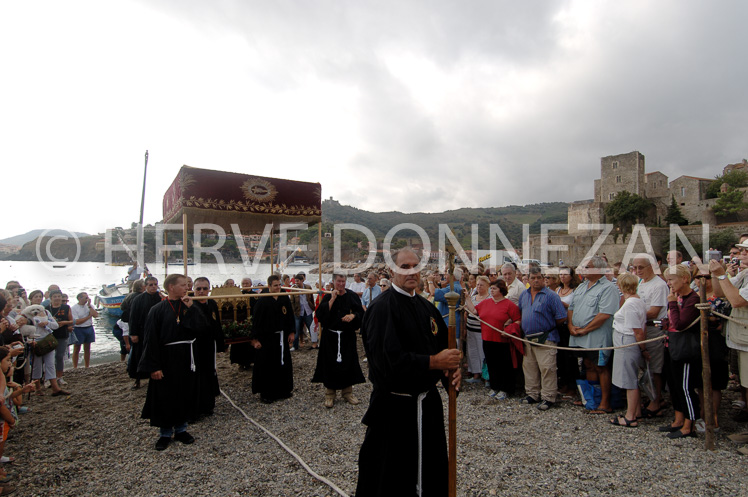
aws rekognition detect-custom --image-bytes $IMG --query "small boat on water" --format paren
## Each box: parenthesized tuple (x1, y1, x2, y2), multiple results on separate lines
(169, 258, 195, 266)
(95, 283, 129, 316)
(287, 256, 310, 266)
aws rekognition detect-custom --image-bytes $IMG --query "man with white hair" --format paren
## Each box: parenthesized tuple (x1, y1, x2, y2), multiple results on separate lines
(632, 253, 668, 417)
(501, 263, 525, 304)
(568, 256, 620, 414)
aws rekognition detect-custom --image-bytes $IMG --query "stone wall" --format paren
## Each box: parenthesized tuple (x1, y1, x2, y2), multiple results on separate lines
(526, 223, 748, 267)
(669, 176, 714, 223)
(645, 171, 669, 199)
(567, 200, 604, 235)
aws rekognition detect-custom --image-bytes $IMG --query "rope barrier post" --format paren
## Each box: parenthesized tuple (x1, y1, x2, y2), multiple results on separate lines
(698, 277, 716, 450)
(445, 249, 459, 497)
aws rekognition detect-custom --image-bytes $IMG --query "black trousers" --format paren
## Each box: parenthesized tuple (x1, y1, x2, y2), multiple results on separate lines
(665, 349, 702, 421)
(483, 341, 517, 394)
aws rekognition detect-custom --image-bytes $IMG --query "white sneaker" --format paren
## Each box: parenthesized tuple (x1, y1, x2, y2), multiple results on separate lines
(496, 391, 508, 400)
(733, 400, 747, 409)
(362, 357, 368, 362)
(289, 347, 295, 352)
(58, 378, 67, 386)
(694, 419, 720, 433)
(488, 390, 498, 398)
(44, 380, 51, 389)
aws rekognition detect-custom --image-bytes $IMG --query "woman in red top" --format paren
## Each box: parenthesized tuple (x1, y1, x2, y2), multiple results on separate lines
(464, 279, 521, 399)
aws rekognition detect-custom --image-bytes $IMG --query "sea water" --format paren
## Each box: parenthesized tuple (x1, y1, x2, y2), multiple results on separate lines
(0, 261, 319, 365)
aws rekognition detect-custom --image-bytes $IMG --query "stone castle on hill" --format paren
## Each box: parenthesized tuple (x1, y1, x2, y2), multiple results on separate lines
(567, 151, 748, 233)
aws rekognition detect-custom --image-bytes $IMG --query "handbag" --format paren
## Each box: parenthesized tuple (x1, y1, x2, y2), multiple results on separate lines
(68, 328, 79, 346)
(667, 326, 700, 362)
(33, 334, 58, 356)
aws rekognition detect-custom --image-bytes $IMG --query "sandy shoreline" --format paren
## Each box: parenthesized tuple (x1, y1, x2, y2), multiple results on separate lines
(9, 344, 748, 497)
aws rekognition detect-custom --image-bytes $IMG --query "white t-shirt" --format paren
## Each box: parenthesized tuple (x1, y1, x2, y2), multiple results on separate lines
(347, 281, 366, 295)
(637, 276, 669, 321)
(71, 303, 93, 327)
(612, 297, 648, 336)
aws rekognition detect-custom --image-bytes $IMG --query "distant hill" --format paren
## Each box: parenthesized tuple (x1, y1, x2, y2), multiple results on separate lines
(320, 199, 569, 247)
(0, 229, 91, 247)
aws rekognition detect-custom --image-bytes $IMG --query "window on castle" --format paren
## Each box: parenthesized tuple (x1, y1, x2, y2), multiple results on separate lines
(612, 161, 619, 169)
(681, 187, 686, 197)
(616, 176, 622, 183)
(609, 193, 615, 200)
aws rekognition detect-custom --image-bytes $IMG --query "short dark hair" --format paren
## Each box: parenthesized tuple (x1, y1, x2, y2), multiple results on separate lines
(49, 290, 63, 298)
(194, 277, 210, 286)
(267, 274, 281, 286)
(490, 279, 508, 296)
(332, 273, 346, 281)
(145, 276, 158, 285)
(163, 274, 185, 292)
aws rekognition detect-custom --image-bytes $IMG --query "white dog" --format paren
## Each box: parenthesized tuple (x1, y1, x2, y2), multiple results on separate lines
(20, 304, 54, 339)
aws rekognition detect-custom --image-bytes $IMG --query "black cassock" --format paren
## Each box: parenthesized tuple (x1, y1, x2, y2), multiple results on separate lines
(128, 291, 162, 380)
(312, 290, 365, 390)
(138, 300, 207, 428)
(229, 289, 256, 368)
(251, 294, 295, 400)
(356, 289, 450, 497)
(194, 299, 226, 415)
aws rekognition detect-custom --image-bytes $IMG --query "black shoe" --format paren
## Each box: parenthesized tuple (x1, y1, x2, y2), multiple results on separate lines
(174, 431, 195, 444)
(155, 437, 171, 451)
(734, 410, 748, 423)
(666, 430, 695, 439)
(658, 424, 684, 432)
(519, 396, 538, 405)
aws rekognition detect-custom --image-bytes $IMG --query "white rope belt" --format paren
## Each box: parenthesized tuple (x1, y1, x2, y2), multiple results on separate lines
(274, 330, 285, 365)
(331, 329, 343, 363)
(166, 339, 196, 371)
(391, 390, 429, 497)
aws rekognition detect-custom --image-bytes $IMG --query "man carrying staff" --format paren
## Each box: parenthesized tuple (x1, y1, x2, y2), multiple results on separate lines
(193, 277, 226, 417)
(250, 275, 296, 404)
(128, 276, 162, 389)
(357, 247, 461, 497)
(139, 274, 207, 451)
(312, 273, 365, 408)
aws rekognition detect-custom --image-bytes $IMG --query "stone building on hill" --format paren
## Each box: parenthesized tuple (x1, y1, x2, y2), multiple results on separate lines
(568, 151, 722, 234)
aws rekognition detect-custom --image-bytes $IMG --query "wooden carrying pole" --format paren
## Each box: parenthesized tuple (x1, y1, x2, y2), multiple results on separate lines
(444, 250, 459, 497)
(183, 213, 188, 277)
(698, 277, 716, 450)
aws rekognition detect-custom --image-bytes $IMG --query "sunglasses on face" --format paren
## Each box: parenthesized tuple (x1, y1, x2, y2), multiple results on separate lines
(195, 286, 209, 291)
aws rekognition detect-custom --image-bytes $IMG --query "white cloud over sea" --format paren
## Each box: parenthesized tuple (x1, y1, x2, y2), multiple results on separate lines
(1, 0, 747, 240)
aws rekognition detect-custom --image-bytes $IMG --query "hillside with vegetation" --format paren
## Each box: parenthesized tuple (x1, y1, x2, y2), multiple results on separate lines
(317, 199, 569, 248)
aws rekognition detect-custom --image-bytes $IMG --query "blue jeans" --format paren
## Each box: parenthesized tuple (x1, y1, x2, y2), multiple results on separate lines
(294, 313, 314, 349)
(160, 422, 188, 438)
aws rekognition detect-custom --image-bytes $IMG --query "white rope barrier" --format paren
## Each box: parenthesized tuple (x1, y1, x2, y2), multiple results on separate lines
(219, 389, 350, 497)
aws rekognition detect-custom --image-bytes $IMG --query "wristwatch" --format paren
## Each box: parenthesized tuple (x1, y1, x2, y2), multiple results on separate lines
(717, 275, 728, 281)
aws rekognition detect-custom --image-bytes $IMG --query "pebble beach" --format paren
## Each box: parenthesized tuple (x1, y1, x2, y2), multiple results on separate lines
(11, 343, 748, 497)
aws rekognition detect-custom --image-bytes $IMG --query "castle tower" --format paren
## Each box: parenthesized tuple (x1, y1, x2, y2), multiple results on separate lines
(599, 151, 645, 202)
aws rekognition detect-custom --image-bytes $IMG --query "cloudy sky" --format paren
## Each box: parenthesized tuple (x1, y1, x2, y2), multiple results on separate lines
(1, 0, 747, 241)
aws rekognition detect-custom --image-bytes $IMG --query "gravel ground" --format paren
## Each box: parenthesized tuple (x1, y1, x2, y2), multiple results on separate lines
(9, 343, 748, 497)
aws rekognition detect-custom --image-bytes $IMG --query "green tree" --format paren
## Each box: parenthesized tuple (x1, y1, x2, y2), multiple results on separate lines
(604, 191, 651, 236)
(664, 195, 688, 225)
(706, 169, 748, 198)
(713, 189, 748, 220)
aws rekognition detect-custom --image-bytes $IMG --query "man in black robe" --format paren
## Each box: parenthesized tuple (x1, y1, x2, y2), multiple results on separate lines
(356, 248, 461, 497)
(229, 277, 256, 369)
(250, 275, 295, 403)
(128, 276, 162, 389)
(139, 273, 207, 451)
(192, 277, 226, 418)
(312, 273, 365, 408)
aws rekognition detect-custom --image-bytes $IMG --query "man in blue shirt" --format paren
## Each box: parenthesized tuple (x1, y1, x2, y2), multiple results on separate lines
(429, 268, 463, 346)
(518, 267, 568, 410)
(361, 273, 382, 310)
(568, 256, 620, 414)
